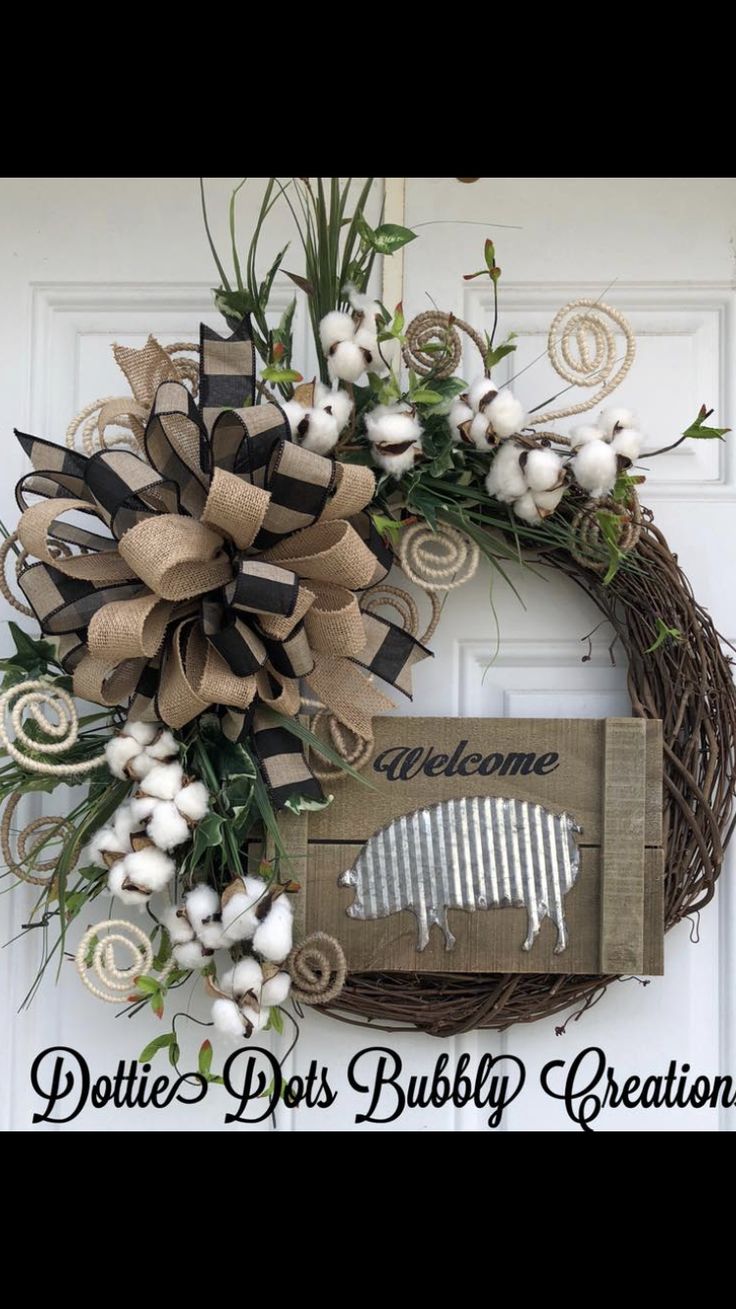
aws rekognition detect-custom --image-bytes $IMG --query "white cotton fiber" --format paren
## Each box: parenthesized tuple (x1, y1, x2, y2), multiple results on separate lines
(328, 339, 368, 383)
(597, 407, 638, 439)
(220, 876, 268, 943)
(173, 939, 212, 970)
(533, 485, 566, 517)
(371, 445, 419, 477)
(513, 490, 543, 524)
(261, 970, 292, 1007)
(348, 289, 382, 326)
(353, 329, 383, 375)
(174, 781, 209, 823)
(485, 443, 527, 503)
(319, 311, 355, 353)
(366, 410, 423, 446)
(104, 735, 140, 779)
(113, 803, 143, 849)
(300, 408, 340, 456)
(122, 720, 158, 747)
(212, 997, 246, 1041)
(161, 904, 194, 945)
(121, 847, 175, 893)
(87, 826, 126, 866)
(140, 762, 184, 801)
(246, 1006, 271, 1034)
(611, 428, 642, 462)
(315, 383, 353, 433)
(570, 424, 605, 449)
(107, 863, 150, 907)
(572, 439, 618, 498)
(130, 794, 158, 823)
(468, 412, 492, 449)
(281, 400, 306, 438)
(185, 883, 221, 930)
(486, 390, 524, 440)
(468, 376, 498, 413)
(221, 957, 263, 1000)
(524, 447, 563, 493)
(127, 751, 158, 781)
(252, 896, 294, 962)
(148, 800, 190, 850)
(145, 730, 179, 762)
(449, 399, 474, 442)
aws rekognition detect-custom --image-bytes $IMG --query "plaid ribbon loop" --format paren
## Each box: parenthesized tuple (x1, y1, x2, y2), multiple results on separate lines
(12, 318, 432, 805)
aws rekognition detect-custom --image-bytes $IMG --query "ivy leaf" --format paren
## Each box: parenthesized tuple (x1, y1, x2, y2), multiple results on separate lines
(138, 1032, 176, 1064)
(370, 513, 404, 546)
(682, 405, 730, 440)
(645, 618, 684, 653)
(198, 1039, 213, 1077)
(214, 288, 255, 322)
(284, 792, 334, 815)
(190, 811, 226, 866)
(8, 622, 58, 667)
(364, 223, 417, 255)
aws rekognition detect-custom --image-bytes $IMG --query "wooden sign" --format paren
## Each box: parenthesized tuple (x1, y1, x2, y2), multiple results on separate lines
(287, 717, 664, 976)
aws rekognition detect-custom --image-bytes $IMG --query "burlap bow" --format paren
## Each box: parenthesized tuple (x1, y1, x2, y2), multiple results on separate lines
(13, 321, 431, 806)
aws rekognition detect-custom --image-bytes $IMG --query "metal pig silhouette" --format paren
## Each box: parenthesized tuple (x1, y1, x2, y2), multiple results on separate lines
(338, 796, 582, 954)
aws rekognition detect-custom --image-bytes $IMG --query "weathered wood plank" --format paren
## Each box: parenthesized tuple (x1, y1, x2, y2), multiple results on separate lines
(599, 718, 647, 972)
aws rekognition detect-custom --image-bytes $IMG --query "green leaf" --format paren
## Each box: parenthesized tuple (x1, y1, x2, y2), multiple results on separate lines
(284, 791, 334, 815)
(485, 342, 517, 370)
(138, 1032, 176, 1064)
(214, 288, 255, 322)
(267, 1006, 284, 1035)
(370, 513, 404, 545)
(484, 239, 496, 271)
(463, 269, 488, 281)
(198, 1039, 213, 1077)
(645, 617, 684, 654)
(133, 975, 160, 996)
(284, 269, 315, 296)
(369, 223, 417, 255)
(8, 622, 57, 667)
(190, 811, 226, 866)
(258, 244, 289, 311)
(83, 934, 99, 968)
(261, 366, 303, 385)
(411, 389, 443, 405)
(682, 405, 730, 440)
(168, 1041, 180, 1068)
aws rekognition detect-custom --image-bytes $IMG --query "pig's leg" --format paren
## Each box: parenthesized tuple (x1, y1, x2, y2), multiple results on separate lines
(413, 906, 430, 952)
(522, 904, 543, 952)
(551, 909, 568, 954)
(434, 905, 456, 951)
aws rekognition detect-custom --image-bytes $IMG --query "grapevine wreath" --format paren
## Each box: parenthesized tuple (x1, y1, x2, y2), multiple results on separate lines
(2, 177, 735, 1057)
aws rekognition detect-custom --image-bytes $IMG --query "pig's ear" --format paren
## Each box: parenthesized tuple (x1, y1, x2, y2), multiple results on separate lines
(338, 868, 357, 887)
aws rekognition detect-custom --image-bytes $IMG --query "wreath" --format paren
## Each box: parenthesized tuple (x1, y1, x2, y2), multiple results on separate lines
(2, 177, 734, 1065)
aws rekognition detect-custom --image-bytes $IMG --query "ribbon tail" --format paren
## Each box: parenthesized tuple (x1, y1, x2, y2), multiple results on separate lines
(251, 706, 324, 810)
(305, 655, 396, 741)
(351, 611, 434, 698)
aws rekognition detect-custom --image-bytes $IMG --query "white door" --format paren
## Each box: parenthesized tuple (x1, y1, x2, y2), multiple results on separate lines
(1, 177, 734, 1132)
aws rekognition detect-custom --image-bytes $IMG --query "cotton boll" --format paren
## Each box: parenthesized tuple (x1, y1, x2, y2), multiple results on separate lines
(597, 407, 638, 439)
(485, 443, 527, 503)
(113, 803, 143, 849)
(449, 398, 474, 443)
(513, 490, 543, 524)
(533, 485, 566, 517)
(328, 339, 368, 384)
(353, 328, 384, 375)
(315, 383, 352, 433)
(122, 720, 158, 747)
(220, 876, 268, 943)
(252, 897, 294, 962)
(127, 751, 158, 781)
(122, 847, 175, 894)
(371, 445, 420, 477)
(524, 447, 564, 493)
(130, 794, 158, 823)
(148, 800, 190, 851)
(161, 904, 194, 945)
(174, 781, 209, 823)
(146, 730, 179, 762)
(280, 400, 306, 438)
(365, 409, 423, 446)
(87, 826, 125, 867)
(212, 997, 247, 1041)
(611, 428, 642, 462)
(185, 883, 221, 930)
(468, 376, 498, 413)
(486, 390, 525, 440)
(319, 311, 355, 353)
(173, 939, 212, 970)
(140, 762, 184, 801)
(347, 289, 382, 327)
(107, 863, 150, 906)
(570, 424, 605, 449)
(261, 970, 292, 1007)
(572, 439, 618, 498)
(104, 734, 140, 779)
(299, 408, 340, 456)
(221, 957, 263, 1000)
(468, 412, 492, 449)
(246, 1006, 271, 1034)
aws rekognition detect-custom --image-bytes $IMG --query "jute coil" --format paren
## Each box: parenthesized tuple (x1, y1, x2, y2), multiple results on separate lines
(397, 523, 480, 591)
(0, 680, 106, 776)
(0, 792, 75, 887)
(403, 311, 486, 378)
(529, 300, 636, 427)
(75, 919, 173, 1004)
(288, 932, 347, 1005)
(309, 708, 374, 780)
(570, 492, 643, 572)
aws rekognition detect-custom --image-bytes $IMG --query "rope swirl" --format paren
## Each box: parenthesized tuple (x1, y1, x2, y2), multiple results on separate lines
(288, 932, 347, 1005)
(397, 523, 480, 592)
(0, 680, 106, 776)
(0, 791, 76, 887)
(530, 299, 636, 426)
(403, 310, 486, 378)
(76, 919, 162, 1004)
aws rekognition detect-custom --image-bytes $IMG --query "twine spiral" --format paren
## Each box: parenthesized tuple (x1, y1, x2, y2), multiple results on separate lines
(66, 342, 199, 455)
(0, 680, 106, 776)
(75, 919, 160, 1004)
(397, 523, 479, 592)
(403, 311, 486, 378)
(530, 299, 636, 427)
(288, 932, 347, 1005)
(0, 791, 76, 888)
(571, 492, 644, 572)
